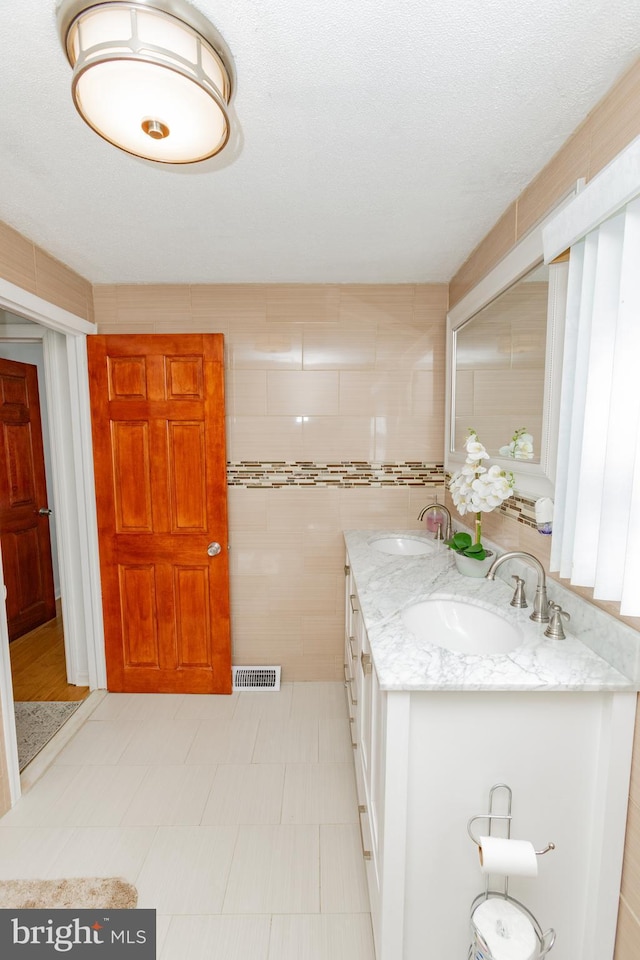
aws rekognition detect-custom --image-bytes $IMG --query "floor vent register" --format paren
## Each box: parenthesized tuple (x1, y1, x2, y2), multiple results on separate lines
(232, 666, 281, 692)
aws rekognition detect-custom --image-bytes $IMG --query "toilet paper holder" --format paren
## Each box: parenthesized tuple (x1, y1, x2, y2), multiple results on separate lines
(467, 784, 556, 960)
(467, 783, 555, 858)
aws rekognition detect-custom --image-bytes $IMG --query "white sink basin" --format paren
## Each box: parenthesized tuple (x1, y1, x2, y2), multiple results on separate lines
(371, 537, 435, 557)
(401, 598, 522, 655)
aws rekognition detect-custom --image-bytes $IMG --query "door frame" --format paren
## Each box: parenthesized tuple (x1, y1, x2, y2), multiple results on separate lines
(0, 277, 104, 804)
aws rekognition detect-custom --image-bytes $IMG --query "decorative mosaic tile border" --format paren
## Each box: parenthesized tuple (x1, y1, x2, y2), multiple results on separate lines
(499, 493, 538, 528)
(227, 461, 445, 488)
(227, 461, 538, 531)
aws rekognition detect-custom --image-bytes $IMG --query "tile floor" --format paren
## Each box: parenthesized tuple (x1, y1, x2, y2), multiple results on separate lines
(0, 682, 375, 960)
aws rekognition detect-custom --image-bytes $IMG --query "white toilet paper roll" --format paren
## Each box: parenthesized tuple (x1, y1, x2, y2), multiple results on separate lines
(472, 898, 538, 960)
(478, 837, 538, 878)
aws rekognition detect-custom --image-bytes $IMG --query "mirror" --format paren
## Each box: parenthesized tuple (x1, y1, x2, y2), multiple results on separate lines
(445, 215, 570, 499)
(453, 262, 548, 463)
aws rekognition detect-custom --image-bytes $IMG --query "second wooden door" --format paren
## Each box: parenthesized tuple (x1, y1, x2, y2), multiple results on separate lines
(0, 358, 56, 640)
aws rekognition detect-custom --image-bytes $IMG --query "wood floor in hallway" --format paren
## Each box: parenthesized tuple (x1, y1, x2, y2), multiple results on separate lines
(8, 602, 90, 702)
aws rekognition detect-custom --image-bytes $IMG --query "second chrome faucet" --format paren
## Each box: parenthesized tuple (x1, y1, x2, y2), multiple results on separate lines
(417, 503, 452, 541)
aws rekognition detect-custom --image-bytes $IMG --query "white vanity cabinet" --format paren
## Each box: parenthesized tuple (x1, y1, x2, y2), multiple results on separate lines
(344, 562, 387, 936)
(343, 542, 638, 960)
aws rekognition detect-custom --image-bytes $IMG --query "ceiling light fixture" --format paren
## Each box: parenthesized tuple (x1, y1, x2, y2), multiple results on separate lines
(57, 0, 234, 164)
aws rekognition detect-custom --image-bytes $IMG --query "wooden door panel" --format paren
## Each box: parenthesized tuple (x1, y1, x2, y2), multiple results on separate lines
(174, 565, 212, 666)
(15, 527, 42, 600)
(166, 356, 204, 398)
(1, 372, 29, 407)
(119, 564, 159, 666)
(2, 525, 53, 636)
(88, 334, 231, 694)
(5, 424, 36, 505)
(108, 356, 148, 399)
(112, 422, 153, 532)
(4, 527, 44, 611)
(168, 422, 207, 531)
(0, 359, 56, 640)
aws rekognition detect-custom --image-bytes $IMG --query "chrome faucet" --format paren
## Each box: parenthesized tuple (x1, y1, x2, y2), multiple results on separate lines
(417, 503, 452, 541)
(485, 551, 550, 623)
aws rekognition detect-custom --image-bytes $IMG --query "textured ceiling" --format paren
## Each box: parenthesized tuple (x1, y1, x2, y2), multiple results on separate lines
(0, 1, 639, 285)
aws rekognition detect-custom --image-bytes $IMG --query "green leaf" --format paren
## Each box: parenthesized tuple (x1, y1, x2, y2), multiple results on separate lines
(446, 531, 472, 553)
(463, 542, 487, 560)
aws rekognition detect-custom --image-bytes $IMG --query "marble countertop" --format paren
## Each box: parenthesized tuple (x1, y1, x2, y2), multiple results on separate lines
(344, 530, 636, 693)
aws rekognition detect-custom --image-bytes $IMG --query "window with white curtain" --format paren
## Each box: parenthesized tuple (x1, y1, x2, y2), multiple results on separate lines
(543, 136, 640, 615)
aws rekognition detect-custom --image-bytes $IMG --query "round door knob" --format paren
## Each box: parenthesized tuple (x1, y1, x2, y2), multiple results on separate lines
(207, 542, 222, 557)
(38, 507, 53, 516)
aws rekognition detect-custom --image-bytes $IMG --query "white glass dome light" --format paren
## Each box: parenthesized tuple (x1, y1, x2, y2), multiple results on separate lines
(57, 0, 234, 164)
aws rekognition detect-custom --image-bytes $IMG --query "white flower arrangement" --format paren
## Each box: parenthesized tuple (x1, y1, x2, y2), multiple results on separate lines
(499, 426, 534, 460)
(447, 430, 515, 561)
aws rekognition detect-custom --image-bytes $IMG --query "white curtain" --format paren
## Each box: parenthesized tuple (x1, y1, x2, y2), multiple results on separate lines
(543, 139, 640, 615)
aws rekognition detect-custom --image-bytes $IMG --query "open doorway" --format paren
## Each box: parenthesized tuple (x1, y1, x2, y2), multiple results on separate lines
(0, 284, 105, 806)
(0, 310, 89, 772)
(0, 316, 90, 770)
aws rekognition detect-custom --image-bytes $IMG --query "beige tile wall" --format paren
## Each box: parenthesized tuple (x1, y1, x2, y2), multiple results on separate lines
(447, 55, 640, 957)
(0, 220, 94, 322)
(94, 283, 449, 681)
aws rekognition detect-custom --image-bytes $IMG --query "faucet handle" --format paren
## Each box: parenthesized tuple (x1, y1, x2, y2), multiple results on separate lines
(544, 601, 570, 639)
(510, 575, 527, 609)
(434, 521, 443, 541)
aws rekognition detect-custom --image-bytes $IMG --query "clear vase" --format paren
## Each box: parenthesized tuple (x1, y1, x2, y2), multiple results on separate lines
(453, 550, 494, 578)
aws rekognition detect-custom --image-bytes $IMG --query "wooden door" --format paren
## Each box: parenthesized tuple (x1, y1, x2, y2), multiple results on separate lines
(0, 358, 56, 640)
(87, 334, 231, 694)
